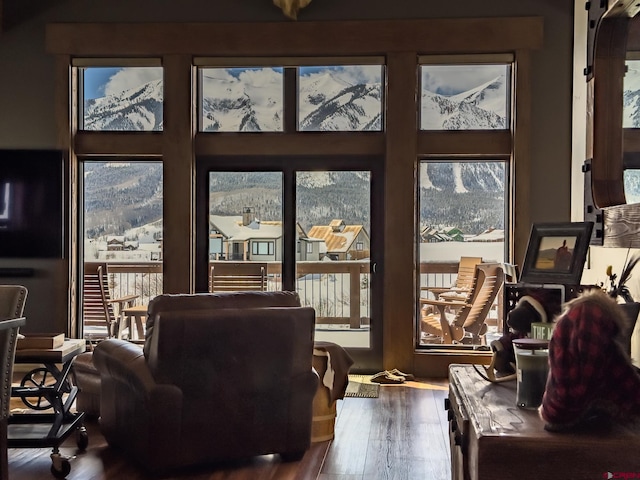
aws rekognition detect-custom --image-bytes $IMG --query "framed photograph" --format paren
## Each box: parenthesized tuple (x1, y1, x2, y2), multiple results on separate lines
(519, 222, 594, 285)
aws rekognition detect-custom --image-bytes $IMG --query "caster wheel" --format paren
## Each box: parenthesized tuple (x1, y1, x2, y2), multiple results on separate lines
(20, 367, 54, 410)
(76, 426, 89, 451)
(51, 459, 71, 478)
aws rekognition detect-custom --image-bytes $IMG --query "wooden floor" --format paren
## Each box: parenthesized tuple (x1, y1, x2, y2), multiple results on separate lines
(6, 379, 450, 480)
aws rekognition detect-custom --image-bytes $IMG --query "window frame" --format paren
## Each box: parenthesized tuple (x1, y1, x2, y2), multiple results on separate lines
(50, 18, 540, 376)
(74, 58, 163, 132)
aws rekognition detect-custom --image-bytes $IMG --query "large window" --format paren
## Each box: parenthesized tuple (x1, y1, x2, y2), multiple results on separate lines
(417, 160, 507, 347)
(80, 64, 163, 131)
(197, 61, 384, 133)
(199, 67, 284, 132)
(55, 19, 539, 372)
(420, 61, 511, 130)
(298, 65, 383, 131)
(82, 160, 163, 340)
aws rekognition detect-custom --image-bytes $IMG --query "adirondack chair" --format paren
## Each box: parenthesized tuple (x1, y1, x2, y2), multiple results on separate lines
(420, 263, 504, 344)
(209, 262, 267, 293)
(83, 264, 138, 339)
(421, 256, 483, 302)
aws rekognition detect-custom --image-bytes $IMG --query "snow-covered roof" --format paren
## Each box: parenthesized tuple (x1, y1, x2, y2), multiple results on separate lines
(210, 215, 282, 241)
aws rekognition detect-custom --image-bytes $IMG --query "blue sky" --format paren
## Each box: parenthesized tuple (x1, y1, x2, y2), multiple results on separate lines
(83, 67, 120, 99)
(84, 66, 383, 100)
(83, 67, 163, 100)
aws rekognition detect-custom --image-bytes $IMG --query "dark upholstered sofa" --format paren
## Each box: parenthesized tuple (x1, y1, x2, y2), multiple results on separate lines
(92, 291, 318, 473)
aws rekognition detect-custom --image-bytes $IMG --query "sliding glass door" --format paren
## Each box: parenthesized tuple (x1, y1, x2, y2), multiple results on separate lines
(196, 157, 382, 370)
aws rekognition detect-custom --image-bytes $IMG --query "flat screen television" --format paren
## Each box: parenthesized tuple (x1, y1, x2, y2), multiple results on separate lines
(0, 149, 64, 258)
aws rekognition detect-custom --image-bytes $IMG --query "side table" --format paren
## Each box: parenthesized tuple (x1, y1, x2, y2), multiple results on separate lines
(447, 364, 640, 480)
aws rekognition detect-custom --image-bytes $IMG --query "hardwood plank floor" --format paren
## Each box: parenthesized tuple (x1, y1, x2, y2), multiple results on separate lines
(7, 379, 450, 480)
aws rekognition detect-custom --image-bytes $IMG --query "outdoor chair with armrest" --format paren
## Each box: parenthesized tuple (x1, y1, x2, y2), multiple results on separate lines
(421, 256, 483, 302)
(97, 265, 139, 338)
(421, 263, 504, 344)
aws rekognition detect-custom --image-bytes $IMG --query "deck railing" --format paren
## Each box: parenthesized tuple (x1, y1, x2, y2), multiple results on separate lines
(83, 260, 472, 331)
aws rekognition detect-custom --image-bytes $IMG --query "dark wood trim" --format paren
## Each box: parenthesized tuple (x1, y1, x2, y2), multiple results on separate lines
(194, 132, 384, 156)
(624, 128, 640, 152)
(46, 18, 543, 56)
(162, 55, 196, 293)
(414, 350, 491, 378)
(74, 131, 163, 156)
(512, 50, 532, 267)
(417, 131, 511, 157)
(384, 52, 417, 372)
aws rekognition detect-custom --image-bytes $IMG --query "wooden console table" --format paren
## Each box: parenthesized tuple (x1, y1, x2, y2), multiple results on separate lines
(447, 364, 640, 480)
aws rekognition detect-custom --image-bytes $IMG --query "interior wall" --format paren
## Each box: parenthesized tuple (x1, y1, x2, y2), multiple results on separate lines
(0, 0, 575, 335)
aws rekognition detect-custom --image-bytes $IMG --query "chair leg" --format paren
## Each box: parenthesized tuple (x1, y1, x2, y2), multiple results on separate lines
(436, 305, 454, 343)
(0, 418, 8, 480)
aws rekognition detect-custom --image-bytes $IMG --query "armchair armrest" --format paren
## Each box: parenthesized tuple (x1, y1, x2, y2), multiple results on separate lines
(419, 298, 470, 308)
(93, 339, 181, 402)
(107, 294, 139, 315)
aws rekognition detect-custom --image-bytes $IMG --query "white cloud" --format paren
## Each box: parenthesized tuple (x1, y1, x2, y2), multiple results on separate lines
(301, 65, 382, 86)
(105, 67, 163, 97)
(421, 65, 507, 95)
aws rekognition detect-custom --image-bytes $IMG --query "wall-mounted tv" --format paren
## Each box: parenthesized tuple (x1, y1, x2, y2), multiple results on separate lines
(0, 149, 64, 258)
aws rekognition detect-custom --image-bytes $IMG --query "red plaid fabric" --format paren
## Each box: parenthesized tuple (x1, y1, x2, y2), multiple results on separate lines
(541, 295, 640, 428)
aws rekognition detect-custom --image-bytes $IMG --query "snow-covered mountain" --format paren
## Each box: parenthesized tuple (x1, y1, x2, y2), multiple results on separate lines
(84, 69, 505, 133)
(84, 79, 163, 131)
(82, 71, 509, 236)
(421, 75, 507, 130)
(198, 68, 382, 132)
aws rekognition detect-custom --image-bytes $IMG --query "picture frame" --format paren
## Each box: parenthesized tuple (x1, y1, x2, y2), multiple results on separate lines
(519, 222, 594, 285)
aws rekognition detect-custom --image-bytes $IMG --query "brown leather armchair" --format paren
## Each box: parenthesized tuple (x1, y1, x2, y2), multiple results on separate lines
(92, 291, 318, 474)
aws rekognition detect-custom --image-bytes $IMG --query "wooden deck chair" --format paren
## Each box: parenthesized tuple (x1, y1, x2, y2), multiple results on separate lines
(421, 263, 504, 344)
(421, 256, 483, 302)
(98, 265, 138, 338)
(83, 264, 138, 338)
(209, 262, 267, 292)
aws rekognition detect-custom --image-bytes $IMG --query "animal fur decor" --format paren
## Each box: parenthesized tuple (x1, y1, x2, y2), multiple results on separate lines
(540, 289, 640, 431)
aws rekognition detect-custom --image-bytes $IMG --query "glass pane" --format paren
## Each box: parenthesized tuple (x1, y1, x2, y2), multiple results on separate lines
(82, 161, 163, 341)
(420, 64, 510, 130)
(418, 160, 507, 347)
(81, 67, 163, 131)
(624, 60, 640, 128)
(298, 65, 383, 131)
(624, 170, 640, 204)
(200, 67, 284, 132)
(207, 172, 283, 291)
(296, 170, 371, 349)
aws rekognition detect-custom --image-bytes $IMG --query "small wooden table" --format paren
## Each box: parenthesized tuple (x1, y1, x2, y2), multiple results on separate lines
(120, 304, 148, 340)
(447, 364, 640, 480)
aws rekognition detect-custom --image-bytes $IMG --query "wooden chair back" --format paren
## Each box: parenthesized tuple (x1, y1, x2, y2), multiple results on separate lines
(452, 263, 504, 343)
(83, 263, 138, 338)
(209, 262, 267, 292)
(455, 256, 484, 291)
